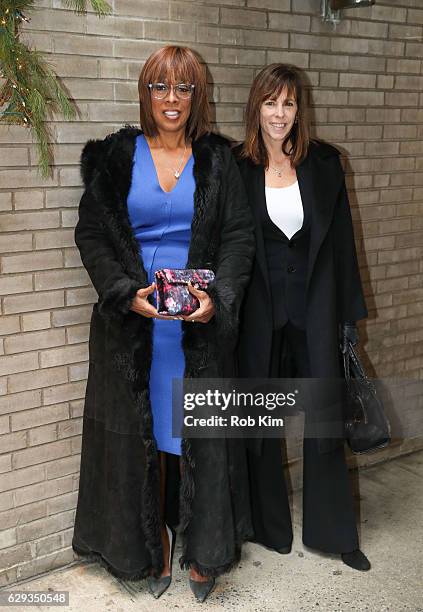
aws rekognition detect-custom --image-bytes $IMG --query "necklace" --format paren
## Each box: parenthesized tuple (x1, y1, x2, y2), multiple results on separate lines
(151, 136, 188, 179)
(268, 165, 284, 177)
(158, 139, 188, 179)
(267, 158, 290, 178)
(268, 161, 289, 178)
(171, 141, 187, 179)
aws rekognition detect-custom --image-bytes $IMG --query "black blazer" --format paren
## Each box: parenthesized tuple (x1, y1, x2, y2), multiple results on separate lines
(257, 167, 311, 330)
(235, 140, 368, 453)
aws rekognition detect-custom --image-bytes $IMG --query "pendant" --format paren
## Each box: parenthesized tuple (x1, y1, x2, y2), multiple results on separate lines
(174, 171, 180, 179)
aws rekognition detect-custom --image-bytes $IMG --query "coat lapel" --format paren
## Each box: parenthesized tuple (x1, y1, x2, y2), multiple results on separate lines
(89, 127, 150, 288)
(246, 162, 272, 297)
(187, 133, 225, 268)
(298, 145, 341, 293)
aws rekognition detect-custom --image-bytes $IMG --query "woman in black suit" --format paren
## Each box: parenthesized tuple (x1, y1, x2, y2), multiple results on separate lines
(235, 63, 371, 571)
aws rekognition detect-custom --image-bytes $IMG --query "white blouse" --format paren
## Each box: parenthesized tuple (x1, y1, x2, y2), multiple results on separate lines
(265, 181, 304, 239)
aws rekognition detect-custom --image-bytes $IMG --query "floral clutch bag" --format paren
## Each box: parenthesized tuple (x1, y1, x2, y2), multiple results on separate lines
(154, 268, 215, 316)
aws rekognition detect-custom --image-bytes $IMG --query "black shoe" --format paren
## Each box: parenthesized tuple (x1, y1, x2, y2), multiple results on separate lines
(277, 544, 292, 554)
(147, 574, 172, 599)
(147, 524, 176, 598)
(341, 549, 371, 571)
(250, 539, 293, 555)
(189, 576, 216, 603)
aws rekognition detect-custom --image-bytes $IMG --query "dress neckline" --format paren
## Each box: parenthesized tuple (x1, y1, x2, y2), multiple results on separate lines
(139, 133, 193, 195)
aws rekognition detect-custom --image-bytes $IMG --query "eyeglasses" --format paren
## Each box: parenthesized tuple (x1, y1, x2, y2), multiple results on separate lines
(148, 83, 195, 100)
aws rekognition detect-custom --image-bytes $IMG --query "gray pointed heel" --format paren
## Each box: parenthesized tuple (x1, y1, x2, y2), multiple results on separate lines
(189, 576, 216, 603)
(147, 574, 172, 599)
(147, 524, 176, 599)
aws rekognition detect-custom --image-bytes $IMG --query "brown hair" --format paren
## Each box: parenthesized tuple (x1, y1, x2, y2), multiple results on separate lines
(242, 63, 310, 168)
(138, 46, 211, 141)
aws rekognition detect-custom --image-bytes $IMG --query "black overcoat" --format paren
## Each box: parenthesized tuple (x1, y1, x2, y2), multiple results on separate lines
(71, 126, 255, 580)
(235, 140, 368, 454)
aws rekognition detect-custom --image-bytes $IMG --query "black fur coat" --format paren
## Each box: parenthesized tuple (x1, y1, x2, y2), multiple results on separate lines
(71, 127, 255, 579)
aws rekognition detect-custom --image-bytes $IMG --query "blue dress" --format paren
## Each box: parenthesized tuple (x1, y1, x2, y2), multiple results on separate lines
(127, 134, 195, 456)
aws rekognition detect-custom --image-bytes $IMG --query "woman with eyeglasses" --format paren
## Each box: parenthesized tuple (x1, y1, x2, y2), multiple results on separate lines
(234, 64, 371, 571)
(72, 46, 254, 602)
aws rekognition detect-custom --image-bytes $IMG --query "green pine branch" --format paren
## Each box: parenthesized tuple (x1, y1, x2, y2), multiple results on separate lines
(0, 0, 112, 177)
(0, 1, 35, 13)
(64, 0, 112, 16)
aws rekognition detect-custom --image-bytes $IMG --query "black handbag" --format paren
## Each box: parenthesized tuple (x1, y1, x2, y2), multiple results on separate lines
(341, 326, 391, 454)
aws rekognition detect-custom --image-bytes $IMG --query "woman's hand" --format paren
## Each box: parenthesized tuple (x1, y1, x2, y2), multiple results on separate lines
(130, 283, 180, 320)
(182, 282, 215, 324)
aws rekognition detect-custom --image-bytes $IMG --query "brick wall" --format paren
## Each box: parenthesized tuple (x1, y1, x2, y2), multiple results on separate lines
(1, 0, 422, 586)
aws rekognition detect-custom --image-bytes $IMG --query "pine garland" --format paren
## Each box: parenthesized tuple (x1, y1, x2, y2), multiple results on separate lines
(0, 0, 112, 176)
(65, 0, 111, 17)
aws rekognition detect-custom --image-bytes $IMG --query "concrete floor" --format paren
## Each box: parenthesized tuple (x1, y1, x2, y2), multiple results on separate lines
(3, 450, 423, 612)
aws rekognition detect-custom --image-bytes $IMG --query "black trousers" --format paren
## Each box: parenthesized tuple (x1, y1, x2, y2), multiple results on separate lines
(248, 322, 359, 554)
